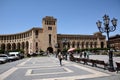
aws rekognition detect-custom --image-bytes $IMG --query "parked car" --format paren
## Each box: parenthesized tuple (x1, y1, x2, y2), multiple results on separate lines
(9, 52, 20, 60)
(0, 54, 8, 64)
(0, 54, 16, 62)
(18, 53, 24, 59)
(9, 52, 24, 60)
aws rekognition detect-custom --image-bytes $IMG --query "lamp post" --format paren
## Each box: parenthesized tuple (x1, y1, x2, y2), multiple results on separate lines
(96, 14, 117, 72)
(54, 43, 59, 58)
(62, 38, 69, 50)
(62, 38, 69, 60)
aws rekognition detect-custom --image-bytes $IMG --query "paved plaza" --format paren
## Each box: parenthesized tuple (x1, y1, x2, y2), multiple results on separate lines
(0, 55, 120, 80)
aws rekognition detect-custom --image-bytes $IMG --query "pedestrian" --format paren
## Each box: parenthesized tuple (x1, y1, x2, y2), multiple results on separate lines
(58, 52, 63, 66)
(84, 51, 87, 58)
(69, 52, 75, 61)
(86, 51, 89, 59)
(65, 52, 68, 60)
(79, 52, 83, 58)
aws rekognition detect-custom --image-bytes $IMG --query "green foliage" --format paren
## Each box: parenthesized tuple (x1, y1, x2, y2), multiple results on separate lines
(75, 48, 109, 52)
(0, 50, 4, 54)
(0, 49, 24, 54)
(40, 49, 44, 53)
(113, 52, 120, 56)
(62, 48, 68, 52)
(19, 50, 24, 53)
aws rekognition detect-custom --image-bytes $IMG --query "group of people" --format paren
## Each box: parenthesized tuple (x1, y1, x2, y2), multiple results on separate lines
(57, 51, 90, 66)
(80, 51, 90, 59)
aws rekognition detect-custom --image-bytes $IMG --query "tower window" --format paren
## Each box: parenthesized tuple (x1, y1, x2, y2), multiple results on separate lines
(48, 27, 52, 30)
(35, 30, 38, 38)
(35, 30, 38, 35)
(36, 42, 38, 47)
(49, 34, 51, 45)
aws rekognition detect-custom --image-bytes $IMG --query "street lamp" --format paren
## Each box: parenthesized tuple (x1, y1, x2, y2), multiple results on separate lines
(62, 38, 69, 50)
(96, 14, 117, 72)
(54, 43, 59, 58)
(62, 38, 69, 60)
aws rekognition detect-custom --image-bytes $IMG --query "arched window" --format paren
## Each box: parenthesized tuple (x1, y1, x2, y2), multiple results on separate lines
(86, 42, 89, 48)
(1, 44, 5, 50)
(82, 42, 84, 49)
(94, 42, 97, 48)
(17, 43, 20, 50)
(12, 43, 16, 50)
(7, 43, 11, 50)
(77, 42, 80, 48)
(90, 42, 93, 48)
(72, 42, 75, 48)
(22, 42, 25, 49)
(26, 41, 29, 49)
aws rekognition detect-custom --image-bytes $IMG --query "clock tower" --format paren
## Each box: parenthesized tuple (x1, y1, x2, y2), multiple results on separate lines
(42, 16, 57, 52)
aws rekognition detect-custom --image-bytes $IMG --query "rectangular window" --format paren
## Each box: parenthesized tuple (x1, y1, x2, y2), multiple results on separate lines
(36, 42, 38, 47)
(35, 30, 39, 38)
(35, 30, 38, 35)
(48, 27, 52, 30)
(49, 34, 51, 44)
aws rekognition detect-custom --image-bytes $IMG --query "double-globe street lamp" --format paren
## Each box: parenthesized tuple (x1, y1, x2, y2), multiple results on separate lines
(96, 14, 117, 72)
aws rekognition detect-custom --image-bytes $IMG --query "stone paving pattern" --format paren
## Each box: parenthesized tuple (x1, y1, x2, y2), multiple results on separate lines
(0, 55, 120, 80)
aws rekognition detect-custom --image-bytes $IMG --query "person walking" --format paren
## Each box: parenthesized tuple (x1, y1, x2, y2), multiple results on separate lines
(86, 51, 90, 59)
(79, 52, 83, 58)
(84, 51, 87, 58)
(58, 52, 63, 66)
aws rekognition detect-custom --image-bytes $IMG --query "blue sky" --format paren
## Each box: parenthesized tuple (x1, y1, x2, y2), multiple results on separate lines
(0, 0, 120, 36)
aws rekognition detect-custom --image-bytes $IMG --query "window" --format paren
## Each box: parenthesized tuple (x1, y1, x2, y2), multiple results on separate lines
(86, 42, 89, 48)
(35, 30, 38, 35)
(49, 34, 51, 44)
(36, 42, 38, 47)
(35, 30, 39, 38)
(101, 42, 104, 48)
(94, 42, 97, 48)
(48, 27, 52, 30)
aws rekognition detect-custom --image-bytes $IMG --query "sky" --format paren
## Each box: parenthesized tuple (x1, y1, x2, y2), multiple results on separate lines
(0, 0, 120, 36)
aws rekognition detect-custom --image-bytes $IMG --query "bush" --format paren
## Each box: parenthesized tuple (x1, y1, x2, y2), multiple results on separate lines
(113, 52, 120, 56)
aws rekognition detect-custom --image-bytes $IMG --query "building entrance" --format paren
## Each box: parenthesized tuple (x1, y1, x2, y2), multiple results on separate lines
(47, 47, 53, 53)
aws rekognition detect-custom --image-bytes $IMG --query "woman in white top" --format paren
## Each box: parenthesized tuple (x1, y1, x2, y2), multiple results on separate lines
(58, 52, 63, 66)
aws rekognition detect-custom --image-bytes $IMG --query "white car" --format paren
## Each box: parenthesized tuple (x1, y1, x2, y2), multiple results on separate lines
(0, 54, 8, 64)
(9, 52, 20, 60)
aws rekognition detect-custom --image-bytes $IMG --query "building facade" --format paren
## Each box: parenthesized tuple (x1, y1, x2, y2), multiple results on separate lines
(0, 16, 107, 54)
(57, 32, 106, 50)
(109, 34, 120, 50)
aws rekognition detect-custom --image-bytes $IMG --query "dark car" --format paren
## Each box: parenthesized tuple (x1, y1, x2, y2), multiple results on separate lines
(18, 53, 24, 59)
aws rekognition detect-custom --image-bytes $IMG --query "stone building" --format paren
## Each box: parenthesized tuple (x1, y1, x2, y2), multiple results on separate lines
(57, 32, 106, 50)
(109, 34, 120, 50)
(0, 16, 106, 54)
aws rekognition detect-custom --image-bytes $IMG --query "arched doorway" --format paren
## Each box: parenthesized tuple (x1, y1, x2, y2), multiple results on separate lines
(12, 43, 16, 50)
(7, 43, 11, 51)
(17, 43, 20, 50)
(1, 43, 5, 51)
(101, 42, 104, 48)
(47, 47, 53, 53)
(21, 42, 25, 49)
